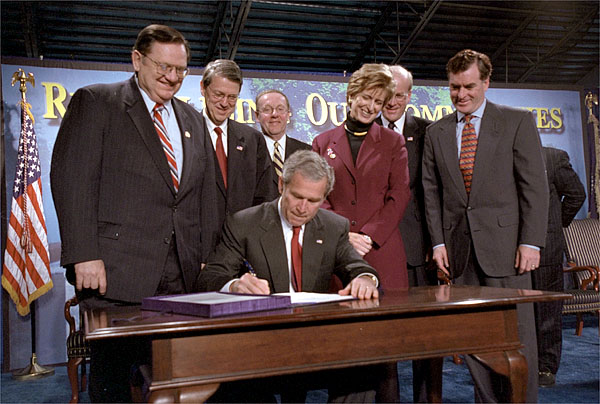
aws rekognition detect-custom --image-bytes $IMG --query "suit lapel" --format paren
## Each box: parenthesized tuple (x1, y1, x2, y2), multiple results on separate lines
(330, 125, 357, 180)
(301, 215, 325, 291)
(355, 124, 381, 171)
(403, 116, 419, 184)
(226, 120, 246, 198)
(259, 202, 289, 292)
(438, 113, 468, 202)
(470, 102, 503, 198)
(172, 100, 194, 196)
(124, 78, 176, 195)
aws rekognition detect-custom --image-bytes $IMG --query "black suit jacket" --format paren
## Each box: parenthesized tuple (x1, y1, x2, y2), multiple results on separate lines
(377, 115, 432, 267)
(51, 76, 217, 302)
(202, 117, 277, 254)
(267, 135, 311, 194)
(540, 147, 586, 266)
(196, 200, 378, 293)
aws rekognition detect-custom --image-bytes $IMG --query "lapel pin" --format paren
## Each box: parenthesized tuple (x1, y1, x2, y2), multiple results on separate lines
(316, 239, 323, 244)
(236, 145, 244, 151)
(406, 136, 413, 141)
(184, 131, 191, 138)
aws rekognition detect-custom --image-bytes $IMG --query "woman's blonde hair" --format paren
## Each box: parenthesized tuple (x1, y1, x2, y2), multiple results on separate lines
(346, 63, 395, 107)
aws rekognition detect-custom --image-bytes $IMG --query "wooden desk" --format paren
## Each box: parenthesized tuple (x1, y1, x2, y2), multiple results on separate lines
(85, 285, 567, 403)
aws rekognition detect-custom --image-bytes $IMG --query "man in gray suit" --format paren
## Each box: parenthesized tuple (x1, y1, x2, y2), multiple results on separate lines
(422, 49, 549, 402)
(200, 60, 277, 253)
(535, 147, 585, 386)
(198, 150, 380, 402)
(255, 89, 311, 196)
(51, 25, 216, 402)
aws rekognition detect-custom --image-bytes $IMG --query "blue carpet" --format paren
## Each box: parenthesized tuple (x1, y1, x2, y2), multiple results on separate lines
(1, 315, 598, 403)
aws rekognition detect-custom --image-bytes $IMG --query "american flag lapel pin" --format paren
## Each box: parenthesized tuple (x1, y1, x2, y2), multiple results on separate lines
(326, 148, 336, 159)
(316, 239, 323, 244)
(236, 145, 244, 151)
(406, 136, 414, 141)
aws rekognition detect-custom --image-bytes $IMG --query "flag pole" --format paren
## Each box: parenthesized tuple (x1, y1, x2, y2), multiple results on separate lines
(9, 69, 54, 380)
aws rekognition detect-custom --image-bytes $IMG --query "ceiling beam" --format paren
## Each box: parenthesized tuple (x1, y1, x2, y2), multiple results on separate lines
(226, 0, 253, 60)
(391, 0, 442, 65)
(491, 13, 537, 63)
(204, 0, 228, 64)
(517, 5, 598, 82)
(349, 2, 395, 72)
(22, 3, 39, 58)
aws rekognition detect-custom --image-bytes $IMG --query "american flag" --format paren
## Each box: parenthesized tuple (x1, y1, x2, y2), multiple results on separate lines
(2, 101, 52, 316)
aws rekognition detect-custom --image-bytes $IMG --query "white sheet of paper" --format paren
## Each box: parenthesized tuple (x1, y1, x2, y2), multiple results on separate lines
(160, 292, 269, 304)
(273, 292, 355, 305)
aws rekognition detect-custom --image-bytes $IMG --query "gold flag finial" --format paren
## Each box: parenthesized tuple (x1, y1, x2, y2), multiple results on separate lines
(585, 92, 598, 124)
(11, 69, 35, 103)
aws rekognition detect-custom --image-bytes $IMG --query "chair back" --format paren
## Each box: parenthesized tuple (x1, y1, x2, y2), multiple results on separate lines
(563, 218, 600, 288)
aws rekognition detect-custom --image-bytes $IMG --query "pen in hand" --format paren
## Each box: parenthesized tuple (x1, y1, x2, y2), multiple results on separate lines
(243, 259, 257, 277)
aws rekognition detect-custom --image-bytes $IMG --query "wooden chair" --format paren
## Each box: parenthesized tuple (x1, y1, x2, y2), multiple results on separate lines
(64, 295, 91, 403)
(562, 218, 600, 336)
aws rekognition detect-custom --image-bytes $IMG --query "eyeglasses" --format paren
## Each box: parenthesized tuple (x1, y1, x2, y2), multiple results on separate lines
(141, 53, 189, 78)
(205, 86, 238, 103)
(258, 106, 289, 115)
(392, 92, 410, 101)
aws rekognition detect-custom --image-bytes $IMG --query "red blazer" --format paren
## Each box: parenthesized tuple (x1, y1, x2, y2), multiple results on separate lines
(313, 122, 410, 289)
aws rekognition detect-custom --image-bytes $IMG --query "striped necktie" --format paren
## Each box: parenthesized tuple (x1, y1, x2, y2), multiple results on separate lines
(273, 141, 284, 178)
(153, 103, 179, 192)
(388, 121, 396, 130)
(459, 114, 478, 195)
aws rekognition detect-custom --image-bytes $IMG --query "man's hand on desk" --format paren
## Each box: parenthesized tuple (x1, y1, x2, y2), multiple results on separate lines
(339, 275, 379, 300)
(75, 259, 107, 294)
(230, 273, 270, 295)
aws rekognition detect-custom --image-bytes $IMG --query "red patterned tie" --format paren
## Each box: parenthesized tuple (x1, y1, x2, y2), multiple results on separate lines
(214, 127, 228, 188)
(153, 103, 179, 191)
(459, 114, 478, 195)
(291, 226, 302, 292)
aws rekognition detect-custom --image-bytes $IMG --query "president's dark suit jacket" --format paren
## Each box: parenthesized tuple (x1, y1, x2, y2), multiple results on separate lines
(196, 200, 378, 293)
(377, 115, 432, 267)
(202, 117, 277, 254)
(313, 123, 410, 289)
(51, 76, 217, 303)
(540, 147, 586, 266)
(422, 100, 549, 278)
(267, 135, 312, 194)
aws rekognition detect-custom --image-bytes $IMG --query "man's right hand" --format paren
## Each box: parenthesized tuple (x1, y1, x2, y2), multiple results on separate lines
(230, 273, 270, 295)
(74, 259, 107, 294)
(432, 246, 450, 277)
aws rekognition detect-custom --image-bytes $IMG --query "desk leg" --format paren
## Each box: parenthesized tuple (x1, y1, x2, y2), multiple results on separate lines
(474, 350, 527, 403)
(149, 383, 220, 404)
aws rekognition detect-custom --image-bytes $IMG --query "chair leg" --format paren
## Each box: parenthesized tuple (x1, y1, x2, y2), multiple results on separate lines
(576, 313, 583, 336)
(80, 357, 87, 392)
(68, 357, 83, 404)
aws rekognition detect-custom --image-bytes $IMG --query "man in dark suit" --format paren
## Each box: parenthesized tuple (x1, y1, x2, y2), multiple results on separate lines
(422, 49, 549, 403)
(198, 150, 380, 402)
(255, 89, 311, 196)
(377, 65, 436, 403)
(51, 25, 216, 401)
(199, 59, 277, 253)
(534, 147, 585, 386)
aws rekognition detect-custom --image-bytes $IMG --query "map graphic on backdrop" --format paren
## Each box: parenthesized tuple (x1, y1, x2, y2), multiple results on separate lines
(2, 64, 589, 256)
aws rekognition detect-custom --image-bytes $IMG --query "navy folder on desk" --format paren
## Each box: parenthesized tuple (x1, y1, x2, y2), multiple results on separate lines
(142, 292, 292, 318)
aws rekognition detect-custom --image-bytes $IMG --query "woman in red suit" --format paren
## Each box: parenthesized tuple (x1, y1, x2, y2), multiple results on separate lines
(313, 63, 410, 290)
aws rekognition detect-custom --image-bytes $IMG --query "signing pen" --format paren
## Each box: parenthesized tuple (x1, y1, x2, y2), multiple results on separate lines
(243, 259, 257, 277)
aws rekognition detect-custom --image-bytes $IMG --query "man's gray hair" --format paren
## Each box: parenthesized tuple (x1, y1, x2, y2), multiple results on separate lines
(201, 59, 243, 89)
(282, 150, 335, 197)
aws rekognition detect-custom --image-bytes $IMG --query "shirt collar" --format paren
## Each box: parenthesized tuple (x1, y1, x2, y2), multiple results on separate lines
(136, 75, 173, 116)
(277, 197, 305, 232)
(457, 99, 487, 122)
(202, 108, 227, 135)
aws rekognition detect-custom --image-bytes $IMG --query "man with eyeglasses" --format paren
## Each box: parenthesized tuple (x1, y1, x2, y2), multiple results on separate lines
(200, 60, 277, 254)
(51, 24, 217, 402)
(255, 89, 311, 195)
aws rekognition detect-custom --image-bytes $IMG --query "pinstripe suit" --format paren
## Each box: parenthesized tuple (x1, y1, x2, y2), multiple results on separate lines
(533, 147, 586, 375)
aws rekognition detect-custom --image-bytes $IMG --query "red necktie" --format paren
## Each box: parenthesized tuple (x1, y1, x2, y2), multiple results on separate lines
(214, 127, 227, 188)
(153, 103, 179, 192)
(291, 226, 302, 292)
(459, 114, 478, 195)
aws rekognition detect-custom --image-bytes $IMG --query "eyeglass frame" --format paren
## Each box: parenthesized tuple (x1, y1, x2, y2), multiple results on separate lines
(204, 85, 239, 104)
(257, 105, 289, 115)
(390, 92, 410, 101)
(140, 52, 189, 78)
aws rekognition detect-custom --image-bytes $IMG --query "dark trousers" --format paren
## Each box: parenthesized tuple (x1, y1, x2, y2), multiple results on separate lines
(531, 263, 564, 374)
(454, 248, 538, 403)
(82, 238, 185, 403)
